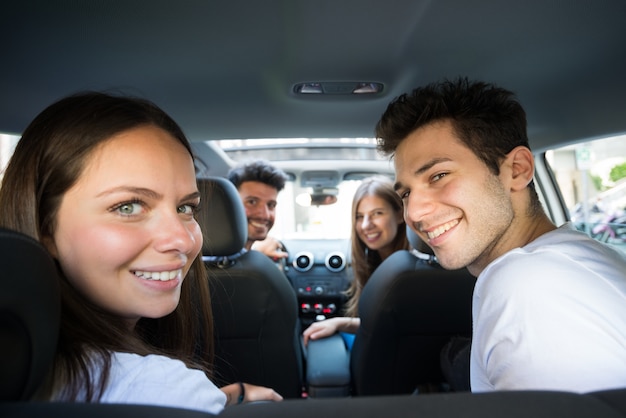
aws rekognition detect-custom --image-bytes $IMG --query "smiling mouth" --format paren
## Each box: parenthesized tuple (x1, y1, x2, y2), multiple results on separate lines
(250, 220, 268, 228)
(426, 219, 459, 240)
(132, 269, 181, 281)
(365, 232, 380, 240)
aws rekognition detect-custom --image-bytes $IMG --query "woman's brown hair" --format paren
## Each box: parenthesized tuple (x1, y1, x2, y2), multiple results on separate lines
(0, 91, 214, 401)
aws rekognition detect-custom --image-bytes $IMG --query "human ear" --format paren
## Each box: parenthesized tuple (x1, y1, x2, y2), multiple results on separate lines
(507, 146, 535, 191)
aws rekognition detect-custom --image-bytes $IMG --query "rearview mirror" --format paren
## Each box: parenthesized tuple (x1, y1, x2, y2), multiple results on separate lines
(310, 193, 338, 206)
(296, 187, 339, 207)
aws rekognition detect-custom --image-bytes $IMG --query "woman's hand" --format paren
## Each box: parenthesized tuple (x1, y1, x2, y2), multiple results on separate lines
(221, 382, 283, 406)
(302, 317, 359, 346)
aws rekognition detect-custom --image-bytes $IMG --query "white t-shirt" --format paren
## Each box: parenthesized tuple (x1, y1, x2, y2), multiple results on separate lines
(471, 223, 626, 393)
(56, 352, 227, 414)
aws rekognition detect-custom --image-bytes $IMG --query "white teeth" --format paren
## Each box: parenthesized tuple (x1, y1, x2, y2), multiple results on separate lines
(133, 269, 180, 281)
(251, 221, 267, 228)
(426, 220, 459, 240)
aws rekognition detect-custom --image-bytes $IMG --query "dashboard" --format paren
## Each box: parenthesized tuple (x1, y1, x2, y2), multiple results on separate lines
(281, 238, 352, 327)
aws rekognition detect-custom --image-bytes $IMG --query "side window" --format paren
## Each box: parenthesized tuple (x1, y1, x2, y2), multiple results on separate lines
(546, 135, 626, 253)
(0, 133, 20, 180)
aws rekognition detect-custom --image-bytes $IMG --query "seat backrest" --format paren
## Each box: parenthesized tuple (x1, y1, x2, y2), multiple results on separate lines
(0, 228, 61, 401)
(0, 230, 220, 418)
(197, 177, 304, 399)
(219, 388, 626, 418)
(350, 228, 476, 396)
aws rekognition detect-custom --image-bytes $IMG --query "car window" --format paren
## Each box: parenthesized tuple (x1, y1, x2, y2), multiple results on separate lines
(6, 132, 625, 248)
(1, 134, 379, 241)
(216, 138, 391, 241)
(0, 133, 19, 177)
(546, 134, 626, 252)
(272, 178, 361, 240)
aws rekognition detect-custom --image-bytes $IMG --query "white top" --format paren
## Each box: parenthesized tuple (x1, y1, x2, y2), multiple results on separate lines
(56, 352, 227, 414)
(470, 223, 626, 393)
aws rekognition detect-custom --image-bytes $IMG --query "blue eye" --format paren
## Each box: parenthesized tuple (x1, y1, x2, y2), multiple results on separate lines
(178, 204, 197, 215)
(116, 201, 143, 215)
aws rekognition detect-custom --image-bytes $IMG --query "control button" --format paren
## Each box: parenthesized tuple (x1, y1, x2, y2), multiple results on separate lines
(314, 286, 324, 295)
(301, 303, 311, 313)
(314, 303, 323, 314)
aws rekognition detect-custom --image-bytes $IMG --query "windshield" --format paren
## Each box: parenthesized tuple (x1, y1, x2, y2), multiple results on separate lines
(272, 178, 360, 240)
(216, 138, 389, 240)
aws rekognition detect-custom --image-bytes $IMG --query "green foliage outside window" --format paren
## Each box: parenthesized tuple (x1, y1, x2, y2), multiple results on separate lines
(609, 162, 626, 183)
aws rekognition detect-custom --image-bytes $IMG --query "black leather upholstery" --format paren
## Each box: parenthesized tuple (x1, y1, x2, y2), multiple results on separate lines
(0, 228, 61, 401)
(3, 402, 218, 417)
(6, 390, 626, 417)
(406, 223, 436, 257)
(0, 228, 221, 417)
(197, 177, 304, 399)
(219, 389, 626, 418)
(197, 177, 248, 257)
(1, 202, 624, 418)
(350, 228, 476, 396)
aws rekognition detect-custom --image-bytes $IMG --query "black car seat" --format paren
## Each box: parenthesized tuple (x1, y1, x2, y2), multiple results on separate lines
(0, 228, 224, 417)
(218, 388, 626, 418)
(196, 177, 305, 399)
(0, 228, 61, 401)
(349, 227, 476, 395)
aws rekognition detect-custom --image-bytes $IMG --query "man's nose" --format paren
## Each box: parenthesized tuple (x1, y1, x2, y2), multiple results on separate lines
(404, 191, 434, 226)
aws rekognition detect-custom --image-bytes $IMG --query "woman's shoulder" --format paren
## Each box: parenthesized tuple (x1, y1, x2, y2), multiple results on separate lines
(108, 352, 204, 384)
(103, 352, 226, 413)
(111, 352, 180, 368)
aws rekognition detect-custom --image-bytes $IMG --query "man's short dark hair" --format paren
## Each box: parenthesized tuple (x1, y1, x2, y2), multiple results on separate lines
(227, 159, 289, 192)
(376, 77, 542, 215)
(375, 77, 529, 177)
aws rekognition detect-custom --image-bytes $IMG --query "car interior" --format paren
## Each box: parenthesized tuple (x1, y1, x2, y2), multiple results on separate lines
(197, 176, 305, 398)
(2, 0, 626, 417)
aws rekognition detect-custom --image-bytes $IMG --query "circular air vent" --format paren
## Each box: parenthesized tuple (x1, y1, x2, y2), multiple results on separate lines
(325, 251, 346, 272)
(293, 251, 314, 272)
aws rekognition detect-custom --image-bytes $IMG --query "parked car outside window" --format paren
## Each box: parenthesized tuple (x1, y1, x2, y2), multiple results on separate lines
(547, 134, 626, 252)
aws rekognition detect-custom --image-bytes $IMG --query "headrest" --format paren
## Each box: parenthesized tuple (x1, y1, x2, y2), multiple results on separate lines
(197, 177, 248, 257)
(0, 228, 61, 401)
(406, 224, 435, 256)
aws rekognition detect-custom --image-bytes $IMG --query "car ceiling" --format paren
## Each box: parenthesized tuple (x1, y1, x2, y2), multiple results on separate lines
(2, 0, 626, 152)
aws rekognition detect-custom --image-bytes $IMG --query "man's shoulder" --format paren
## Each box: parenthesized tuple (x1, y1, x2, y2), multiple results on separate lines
(477, 224, 626, 297)
(494, 223, 624, 267)
(528, 223, 626, 269)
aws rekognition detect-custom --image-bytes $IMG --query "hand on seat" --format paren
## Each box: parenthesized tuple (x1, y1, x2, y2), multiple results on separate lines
(302, 317, 360, 346)
(252, 236, 288, 261)
(221, 382, 283, 406)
